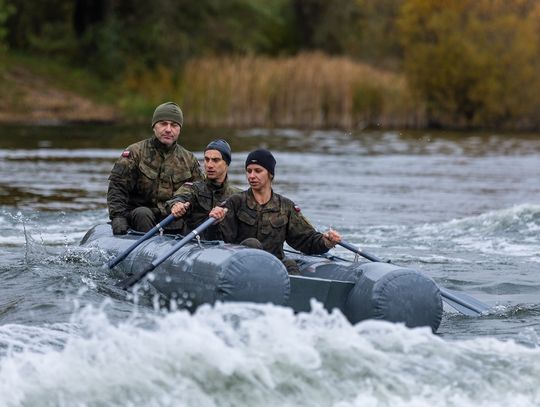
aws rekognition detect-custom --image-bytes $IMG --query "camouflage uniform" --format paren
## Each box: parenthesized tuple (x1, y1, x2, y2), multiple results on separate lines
(219, 188, 329, 272)
(166, 177, 241, 240)
(107, 136, 203, 232)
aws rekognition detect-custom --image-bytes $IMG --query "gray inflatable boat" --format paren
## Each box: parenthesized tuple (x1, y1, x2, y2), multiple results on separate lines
(82, 224, 443, 332)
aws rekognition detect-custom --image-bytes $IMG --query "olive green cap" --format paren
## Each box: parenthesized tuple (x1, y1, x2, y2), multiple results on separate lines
(151, 102, 183, 128)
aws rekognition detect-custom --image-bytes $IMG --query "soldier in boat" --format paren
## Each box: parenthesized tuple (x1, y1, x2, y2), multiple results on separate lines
(166, 139, 241, 240)
(210, 148, 342, 274)
(107, 102, 203, 235)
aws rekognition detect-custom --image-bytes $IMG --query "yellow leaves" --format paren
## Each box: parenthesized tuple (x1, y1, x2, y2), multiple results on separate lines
(399, 0, 540, 128)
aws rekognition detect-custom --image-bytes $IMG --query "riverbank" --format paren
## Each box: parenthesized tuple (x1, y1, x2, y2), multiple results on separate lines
(0, 63, 119, 125)
(1, 53, 423, 129)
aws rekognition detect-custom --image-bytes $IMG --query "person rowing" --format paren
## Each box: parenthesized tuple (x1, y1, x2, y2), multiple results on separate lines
(209, 148, 341, 274)
(167, 139, 241, 240)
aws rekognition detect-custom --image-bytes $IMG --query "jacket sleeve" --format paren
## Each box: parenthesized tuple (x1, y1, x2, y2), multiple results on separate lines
(106, 152, 137, 220)
(216, 194, 241, 243)
(285, 205, 329, 255)
(166, 182, 196, 211)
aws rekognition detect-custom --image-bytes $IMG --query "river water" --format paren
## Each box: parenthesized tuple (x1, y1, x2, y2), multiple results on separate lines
(0, 124, 539, 406)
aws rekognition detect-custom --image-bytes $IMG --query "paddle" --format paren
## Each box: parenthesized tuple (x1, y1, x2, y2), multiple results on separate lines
(107, 214, 177, 269)
(116, 217, 217, 290)
(337, 240, 490, 316)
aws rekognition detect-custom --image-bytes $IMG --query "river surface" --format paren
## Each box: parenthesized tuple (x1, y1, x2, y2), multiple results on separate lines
(0, 124, 539, 406)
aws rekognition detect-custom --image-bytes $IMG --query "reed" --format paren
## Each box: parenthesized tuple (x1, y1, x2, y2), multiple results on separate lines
(124, 53, 425, 129)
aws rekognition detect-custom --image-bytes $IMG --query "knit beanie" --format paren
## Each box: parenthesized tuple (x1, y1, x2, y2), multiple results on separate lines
(151, 102, 183, 128)
(205, 139, 232, 166)
(245, 149, 276, 176)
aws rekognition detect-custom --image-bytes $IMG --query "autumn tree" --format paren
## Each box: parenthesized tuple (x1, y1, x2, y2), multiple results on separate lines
(399, 0, 540, 128)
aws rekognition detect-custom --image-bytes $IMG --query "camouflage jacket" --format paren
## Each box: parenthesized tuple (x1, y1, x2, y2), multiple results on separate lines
(166, 176, 241, 240)
(219, 188, 329, 260)
(107, 137, 204, 220)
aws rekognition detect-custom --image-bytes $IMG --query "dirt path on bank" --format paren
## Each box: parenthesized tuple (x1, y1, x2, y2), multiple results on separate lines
(0, 66, 119, 124)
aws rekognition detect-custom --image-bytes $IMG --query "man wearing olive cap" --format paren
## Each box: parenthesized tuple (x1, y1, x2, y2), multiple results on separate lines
(166, 139, 241, 240)
(107, 102, 204, 235)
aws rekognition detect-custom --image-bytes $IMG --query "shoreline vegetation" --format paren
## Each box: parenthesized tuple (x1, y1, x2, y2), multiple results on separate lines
(136, 53, 425, 130)
(4, 1, 540, 131)
(1, 53, 423, 130)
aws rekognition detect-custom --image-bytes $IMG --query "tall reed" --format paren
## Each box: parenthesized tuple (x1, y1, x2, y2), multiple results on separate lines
(125, 53, 426, 129)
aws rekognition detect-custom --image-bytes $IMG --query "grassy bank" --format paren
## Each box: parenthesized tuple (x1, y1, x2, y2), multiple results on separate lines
(0, 53, 118, 124)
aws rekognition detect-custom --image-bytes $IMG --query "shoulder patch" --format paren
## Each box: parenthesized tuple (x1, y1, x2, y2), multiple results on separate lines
(294, 205, 301, 212)
(121, 150, 130, 158)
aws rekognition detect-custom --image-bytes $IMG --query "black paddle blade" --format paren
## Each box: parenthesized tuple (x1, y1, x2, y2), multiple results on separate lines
(115, 270, 152, 290)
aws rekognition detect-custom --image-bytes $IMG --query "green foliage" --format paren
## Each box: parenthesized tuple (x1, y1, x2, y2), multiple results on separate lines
(7, 0, 540, 129)
(0, 0, 15, 51)
(2, 0, 405, 77)
(352, 84, 384, 120)
(3, 0, 293, 78)
(5, 0, 73, 51)
(291, 0, 362, 54)
(353, 0, 404, 67)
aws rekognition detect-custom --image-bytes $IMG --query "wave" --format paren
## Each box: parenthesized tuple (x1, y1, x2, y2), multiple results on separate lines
(0, 208, 106, 247)
(421, 203, 540, 239)
(0, 302, 539, 407)
(416, 204, 540, 259)
(345, 204, 540, 262)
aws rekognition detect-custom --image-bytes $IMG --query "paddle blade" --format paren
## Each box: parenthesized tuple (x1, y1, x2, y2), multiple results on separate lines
(116, 269, 153, 290)
(440, 287, 490, 316)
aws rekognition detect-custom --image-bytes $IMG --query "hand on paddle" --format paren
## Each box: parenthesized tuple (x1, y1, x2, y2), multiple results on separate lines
(322, 229, 342, 248)
(171, 201, 190, 217)
(209, 206, 228, 222)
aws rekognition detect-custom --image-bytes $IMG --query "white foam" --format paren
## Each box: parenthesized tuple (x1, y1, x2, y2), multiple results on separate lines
(0, 302, 539, 406)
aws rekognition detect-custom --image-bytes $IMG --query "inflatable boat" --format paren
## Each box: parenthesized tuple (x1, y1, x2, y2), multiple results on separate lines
(81, 224, 443, 332)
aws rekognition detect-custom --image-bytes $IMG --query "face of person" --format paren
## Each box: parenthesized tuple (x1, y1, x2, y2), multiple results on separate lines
(204, 149, 228, 183)
(153, 120, 181, 146)
(246, 163, 271, 191)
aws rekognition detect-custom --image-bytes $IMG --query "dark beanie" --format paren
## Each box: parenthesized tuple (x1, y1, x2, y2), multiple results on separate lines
(151, 102, 183, 128)
(205, 139, 232, 166)
(245, 148, 276, 176)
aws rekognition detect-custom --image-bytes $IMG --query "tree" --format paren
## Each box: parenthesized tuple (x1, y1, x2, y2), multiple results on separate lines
(399, 0, 540, 128)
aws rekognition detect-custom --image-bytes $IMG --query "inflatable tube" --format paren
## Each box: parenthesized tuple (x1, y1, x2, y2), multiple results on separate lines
(82, 225, 290, 310)
(82, 225, 443, 331)
(344, 262, 442, 331)
(289, 254, 442, 331)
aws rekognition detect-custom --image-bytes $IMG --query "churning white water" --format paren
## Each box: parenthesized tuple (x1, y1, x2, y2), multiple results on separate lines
(1, 301, 539, 407)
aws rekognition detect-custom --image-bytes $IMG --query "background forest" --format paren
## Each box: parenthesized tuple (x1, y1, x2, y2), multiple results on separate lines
(2, 0, 540, 130)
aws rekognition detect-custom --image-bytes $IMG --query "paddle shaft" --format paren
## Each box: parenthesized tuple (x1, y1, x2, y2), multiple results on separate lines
(116, 217, 217, 290)
(108, 214, 176, 269)
(337, 240, 489, 316)
(337, 241, 383, 262)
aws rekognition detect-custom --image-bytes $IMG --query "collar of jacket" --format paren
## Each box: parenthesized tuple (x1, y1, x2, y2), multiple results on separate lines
(246, 188, 279, 211)
(151, 136, 177, 153)
(206, 175, 229, 191)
